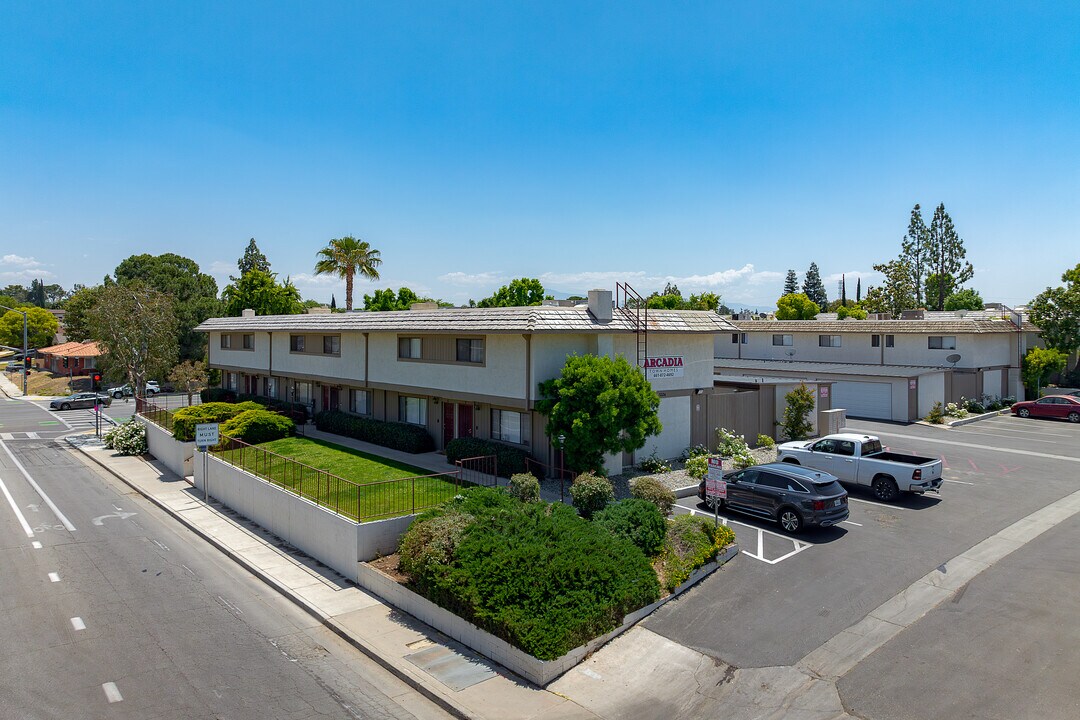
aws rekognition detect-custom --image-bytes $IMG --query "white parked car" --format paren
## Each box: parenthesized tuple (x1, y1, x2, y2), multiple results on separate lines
(108, 380, 161, 399)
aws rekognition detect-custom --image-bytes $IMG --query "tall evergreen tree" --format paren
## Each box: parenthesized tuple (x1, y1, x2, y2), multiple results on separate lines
(856, 277, 861, 303)
(861, 260, 916, 319)
(900, 204, 930, 307)
(783, 270, 799, 296)
(840, 275, 847, 306)
(330, 294, 337, 310)
(802, 263, 828, 310)
(234, 238, 271, 279)
(924, 203, 973, 311)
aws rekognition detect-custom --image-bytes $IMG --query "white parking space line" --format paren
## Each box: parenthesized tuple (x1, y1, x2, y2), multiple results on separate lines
(844, 428, 1080, 463)
(0, 439, 77, 531)
(970, 423, 1072, 438)
(31, 541, 41, 549)
(0, 471, 35, 537)
(848, 497, 909, 510)
(943, 478, 976, 485)
(48, 572, 60, 582)
(841, 520, 863, 527)
(948, 428, 1059, 444)
(70, 617, 86, 631)
(0, 433, 12, 440)
(682, 506, 815, 564)
(102, 682, 123, 703)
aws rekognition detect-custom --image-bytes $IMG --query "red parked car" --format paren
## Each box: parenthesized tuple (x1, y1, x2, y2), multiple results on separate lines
(1011, 395, 1080, 423)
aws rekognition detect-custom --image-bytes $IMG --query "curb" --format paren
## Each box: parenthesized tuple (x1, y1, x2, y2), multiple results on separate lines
(946, 409, 1011, 427)
(72, 442, 476, 720)
(674, 485, 699, 499)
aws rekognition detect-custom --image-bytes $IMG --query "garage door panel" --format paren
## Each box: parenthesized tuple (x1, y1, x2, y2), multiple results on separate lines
(832, 381, 892, 420)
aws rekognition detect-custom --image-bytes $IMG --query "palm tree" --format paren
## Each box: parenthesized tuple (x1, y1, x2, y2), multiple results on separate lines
(313, 236, 382, 311)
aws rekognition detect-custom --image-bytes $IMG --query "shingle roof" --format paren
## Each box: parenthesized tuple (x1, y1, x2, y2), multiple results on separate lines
(38, 340, 101, 357)
(196, 306, 738, 335)
(732, 319, 1032, 334)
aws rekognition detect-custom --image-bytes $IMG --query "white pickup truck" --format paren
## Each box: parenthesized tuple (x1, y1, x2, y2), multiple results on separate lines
(776, 433, 943, 502)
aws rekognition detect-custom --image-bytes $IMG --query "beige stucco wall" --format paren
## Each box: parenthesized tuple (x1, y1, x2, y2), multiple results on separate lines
(208, 331, 271, 372)
(271, 331, 365, 382)
(369, 333, 527, 400)
(530, 334, 597, 401)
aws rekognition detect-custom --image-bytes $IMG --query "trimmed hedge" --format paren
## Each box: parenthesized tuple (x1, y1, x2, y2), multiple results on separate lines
(200, 387, 237, 403)
(220, 408, 295, 444)
(569, 471, 614, 518)
(508, 473, 541, 503)
(236, 393, 311, 422)
(629, 476, 676, 516)
(398, 487, 660, 661)
(315, 410, 435, 454)
(659, 515, 736, 592)
(593, 499, 667, 556)
(172, 401, 263, 441)
(444, 437, 530, 478)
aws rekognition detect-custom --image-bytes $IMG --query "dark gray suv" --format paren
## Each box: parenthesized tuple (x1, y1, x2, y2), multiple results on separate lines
(697, 462, 849, 534)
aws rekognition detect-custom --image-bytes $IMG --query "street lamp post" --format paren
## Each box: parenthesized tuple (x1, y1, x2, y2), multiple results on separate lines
(0, 303, 29, 396)
(557, 433, 566, 503)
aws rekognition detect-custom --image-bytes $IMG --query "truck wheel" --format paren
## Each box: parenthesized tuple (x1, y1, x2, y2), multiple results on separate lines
(872, 476, 899, 502)
(778, 507, 803, 534)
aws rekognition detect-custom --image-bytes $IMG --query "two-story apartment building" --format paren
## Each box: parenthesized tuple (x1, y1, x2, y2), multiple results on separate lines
(715, 310, 1039, 421)
(198, 290, 737, 474)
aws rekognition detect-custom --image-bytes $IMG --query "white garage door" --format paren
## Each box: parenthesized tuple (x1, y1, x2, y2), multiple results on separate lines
(831, 381, 893, 420)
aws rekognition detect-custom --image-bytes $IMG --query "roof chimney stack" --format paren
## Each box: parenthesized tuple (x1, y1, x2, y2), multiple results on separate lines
(587, 289, 613, 322)
(241, 308, 256, 318)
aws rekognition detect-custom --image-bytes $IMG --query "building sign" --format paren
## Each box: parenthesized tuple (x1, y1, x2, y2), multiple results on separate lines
(909, 379, 917, 390)
(820, 386, 829, 399)
(644, 355, 684, 379)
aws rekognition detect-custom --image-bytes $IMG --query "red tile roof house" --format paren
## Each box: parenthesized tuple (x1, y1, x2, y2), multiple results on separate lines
(36, 341, 102, 376)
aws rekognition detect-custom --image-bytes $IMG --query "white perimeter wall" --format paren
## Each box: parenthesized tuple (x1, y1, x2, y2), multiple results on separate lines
(139, 417, 195, 477)
(917, 372, 946, 417)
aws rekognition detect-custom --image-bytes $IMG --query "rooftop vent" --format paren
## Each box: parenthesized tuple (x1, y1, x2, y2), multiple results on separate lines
(241, 309, 256, 318)
(307, 306, 331, 314)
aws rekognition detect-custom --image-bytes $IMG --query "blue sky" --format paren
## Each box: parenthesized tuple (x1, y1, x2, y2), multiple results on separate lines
(1, 2, 1077, 309)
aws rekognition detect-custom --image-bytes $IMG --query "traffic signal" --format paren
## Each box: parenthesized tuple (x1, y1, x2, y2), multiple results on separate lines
(63, 357, 69, 368)
(24, 357, 31, 369)
(92, 372, 102, 391)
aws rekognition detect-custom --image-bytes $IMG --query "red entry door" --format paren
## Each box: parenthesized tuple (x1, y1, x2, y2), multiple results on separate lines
(457, 404, 473, 439)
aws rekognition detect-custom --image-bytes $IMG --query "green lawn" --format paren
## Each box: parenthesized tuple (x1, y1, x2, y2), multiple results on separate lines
(213, 435, 465, 522)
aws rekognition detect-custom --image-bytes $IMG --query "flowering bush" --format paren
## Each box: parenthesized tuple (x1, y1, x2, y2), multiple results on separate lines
(637, 450, 671, 474)
(103, 420, 148, 456)
(944, 402, 969, 419)
(717, 428, 757, 469)
(756, 434, 776, 448)
(569, 471, 615, 518)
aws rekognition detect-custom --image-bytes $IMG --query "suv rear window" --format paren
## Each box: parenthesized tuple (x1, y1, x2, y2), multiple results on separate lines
(813, 480, 845, 496)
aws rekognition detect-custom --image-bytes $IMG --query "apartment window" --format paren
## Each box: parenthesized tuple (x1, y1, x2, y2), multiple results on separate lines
(885, 335, 894, 348)
(323, 335, 340, 355)
(398, 396, 427, 425)
(242, 334, 254, 350)
(772, 334, 793, 346)
(819, 335, 842, 348)
(266, 377, 277, 399)
(491, 409, 523, 444)
(349, 389, 371, 415)
(872, 335, 880, 348)
(456, 338, 484, 363)
(731, 333, 740, 344)
(220, 334, 232, 349)
(290, 335, 305, 352)
(225, 372, 237, 391)
(928, 336, 956, 350)
(398, 337, 422, 359)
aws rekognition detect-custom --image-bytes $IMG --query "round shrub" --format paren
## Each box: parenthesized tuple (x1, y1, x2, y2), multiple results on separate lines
(593, 499, 667, 556)
(103, 419, 148, 456)
(569, 471, 614, 518)
(630, 476, 675, 516)
(172, 401, 263, 441)
(220, 408, 295, 444)
(399, 508, 475, 580)
(685, 453, 722, 480)
(508, 473, 541, 503)
(756, 434, 775, 448)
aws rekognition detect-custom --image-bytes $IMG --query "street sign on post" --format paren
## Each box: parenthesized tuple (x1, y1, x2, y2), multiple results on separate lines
(195, 423, 220, 503)
(706, 457, 725, 527)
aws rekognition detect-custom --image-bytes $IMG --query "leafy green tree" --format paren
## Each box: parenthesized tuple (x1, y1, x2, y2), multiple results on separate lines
(901, 203, 930, 307)
(476, 278, 546, 308)
(0, 306, 59, 347)
(836, 305, 867, 320)
(168, 359, 208, 405)
(221, 269, 304, 316)
(314, 235, 382, 311)
(234, 238, 271, 279)
(1, 285, 28, 303)
(87, 282, 178, 395)
(783, 270, 799, 296)
(536, 355, 662, 474)
(1029, 263, 1080, 356)
(363, 287, 431, 311)
(113, 253, 221, 361)
(686, 292, 724, 313)
(827, 298, 856, 312)
(802, 262, 828, 310)
(944, 288, 984, 311)
(779, 383, 815, 440)
(60, 285, 104, 342)
(646, 293, 683, 309)
(925, 203, 973, 311)
(775, 293, 819, 320)
(1022, 347, 1067, 398)
(861, 259, 916, 319)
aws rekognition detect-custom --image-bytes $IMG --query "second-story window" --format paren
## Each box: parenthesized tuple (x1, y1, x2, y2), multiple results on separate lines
(928, 336, 956, 350)
(220, 334, 232, 349)
(872, 335, 881, 348)
(819, 335, 841, 348)
(323, 336, 340, 354)
(242, 334, 254, 350)
(885, 334, 895, 348)
(772, 334, 793, 346)
(456, 338, 484, 363)
(290, 335, 305, 352)
(398, 337, 422, 359)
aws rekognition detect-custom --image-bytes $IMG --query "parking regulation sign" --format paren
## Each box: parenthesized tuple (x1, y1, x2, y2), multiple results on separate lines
(705, 457, 726, 499)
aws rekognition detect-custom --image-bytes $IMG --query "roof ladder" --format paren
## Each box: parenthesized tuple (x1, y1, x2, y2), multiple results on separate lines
(615, 282, 648, 372)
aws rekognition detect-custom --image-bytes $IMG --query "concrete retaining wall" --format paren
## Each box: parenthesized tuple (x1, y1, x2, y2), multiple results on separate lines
(356, 543, 739, 687)
(139, 417, 195, 477)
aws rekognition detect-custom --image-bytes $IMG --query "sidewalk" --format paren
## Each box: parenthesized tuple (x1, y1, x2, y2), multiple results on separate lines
(72, 436, 597, 720)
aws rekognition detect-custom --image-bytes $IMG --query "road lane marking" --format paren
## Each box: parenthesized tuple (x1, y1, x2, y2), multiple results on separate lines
(950, 429, 1059, 444)
(845, 428, 1080, 463)
(943, 479, 976, 485)
(0, 440, 77, 531)
(70, 617, 85, 631)
(151, 539, 170, 552)
(848, 497, 908, 510)
(841, 520, 863, 526)
(0, 471, 35, 537)
(91, 511, 137, 526)
(48, 572, 60, 582)
(31, 541, 41, 549)
(0, 433, 11, 440)
(102, 682, 123, 703)
(973, 424, 1071, 438)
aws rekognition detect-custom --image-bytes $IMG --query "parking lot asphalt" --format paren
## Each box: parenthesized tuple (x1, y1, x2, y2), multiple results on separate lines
(644, 415, 1080, 672)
